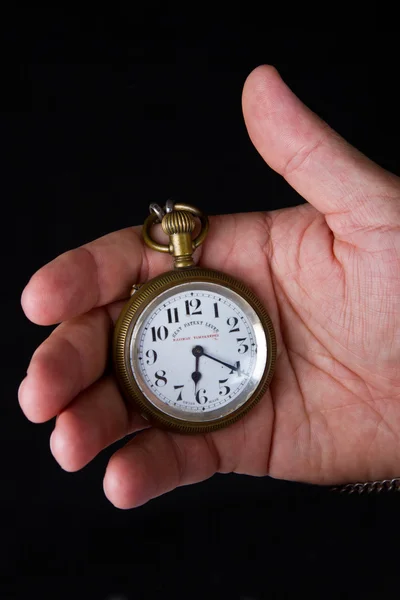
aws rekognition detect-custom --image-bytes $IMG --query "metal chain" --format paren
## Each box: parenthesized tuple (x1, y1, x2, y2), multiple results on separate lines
(149, 199, 175, 223)
(332, 477, 400, 494)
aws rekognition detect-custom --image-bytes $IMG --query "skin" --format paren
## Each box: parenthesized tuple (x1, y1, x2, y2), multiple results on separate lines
(18, 66, 400, 509)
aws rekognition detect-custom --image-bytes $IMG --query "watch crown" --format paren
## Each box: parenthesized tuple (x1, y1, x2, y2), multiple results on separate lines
(142, 202, 209, 269)
(161, 210, 196, 268)
(161, 210, 196, 236)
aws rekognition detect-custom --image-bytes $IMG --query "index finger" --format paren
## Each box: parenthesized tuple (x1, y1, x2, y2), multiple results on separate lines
(21, 226, 170, 325)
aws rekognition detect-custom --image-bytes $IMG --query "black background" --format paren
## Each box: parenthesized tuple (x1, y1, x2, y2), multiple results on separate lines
(2, 10, 400, 599)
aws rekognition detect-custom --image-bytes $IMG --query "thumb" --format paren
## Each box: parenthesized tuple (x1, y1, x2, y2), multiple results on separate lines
(242, 65, 400, 238)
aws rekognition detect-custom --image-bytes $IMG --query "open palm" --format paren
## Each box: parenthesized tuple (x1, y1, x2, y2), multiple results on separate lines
(19, 66, 400, 508)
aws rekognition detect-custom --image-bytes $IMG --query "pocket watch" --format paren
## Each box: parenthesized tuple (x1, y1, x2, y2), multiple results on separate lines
(113, 201, 276, 434)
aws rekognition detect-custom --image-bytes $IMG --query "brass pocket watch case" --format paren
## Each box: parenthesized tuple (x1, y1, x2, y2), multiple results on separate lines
(113, 202, 276, 434)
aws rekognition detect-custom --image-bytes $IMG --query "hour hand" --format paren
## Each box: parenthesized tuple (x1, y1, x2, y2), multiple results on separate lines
(191, 370, 202, 386)
(191, 350, 202, 394)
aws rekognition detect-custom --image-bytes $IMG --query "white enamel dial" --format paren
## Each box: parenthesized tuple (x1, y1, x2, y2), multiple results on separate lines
(129, 282, 268, 423)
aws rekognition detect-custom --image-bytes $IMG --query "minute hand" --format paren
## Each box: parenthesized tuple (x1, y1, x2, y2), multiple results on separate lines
(202, 352, 239, 372)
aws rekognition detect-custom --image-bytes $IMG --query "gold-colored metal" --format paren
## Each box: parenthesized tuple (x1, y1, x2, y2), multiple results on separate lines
(130, 284, 143, 296)
(142, 202, 209, 268)
(141, 213, 169, 254)
(113, 267, 276, 434)
(162, 209, 196, 268)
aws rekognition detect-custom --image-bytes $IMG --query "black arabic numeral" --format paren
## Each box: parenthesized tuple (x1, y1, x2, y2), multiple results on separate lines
(145, 349, 157, 365)
(218, 378, 231, 396)
(167, 307, 179, 323)
(227, 316, 240, 333)
(185, 298, 202, 316)
(151, 326, 169, 342)
(229, 361, 241, 375)
(213, 302, 220, 318)
(236, 338, 249, 354)
(174, 385, 184, 401)
(155, 370, 167, 387)
(196, 389, 208, 404)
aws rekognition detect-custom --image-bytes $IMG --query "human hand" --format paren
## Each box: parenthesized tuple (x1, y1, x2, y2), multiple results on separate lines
(19, 66, 400, 508)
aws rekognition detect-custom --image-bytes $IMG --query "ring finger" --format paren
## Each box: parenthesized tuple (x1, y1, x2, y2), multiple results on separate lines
(50, 375, 150, 472)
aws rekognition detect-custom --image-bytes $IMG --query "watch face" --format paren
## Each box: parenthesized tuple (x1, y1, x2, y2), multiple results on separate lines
(128, 282, 268, 423)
